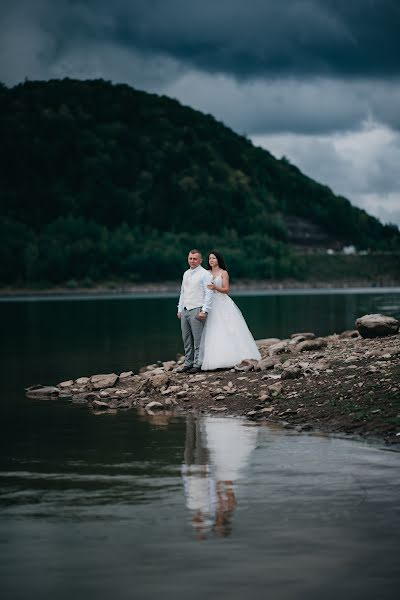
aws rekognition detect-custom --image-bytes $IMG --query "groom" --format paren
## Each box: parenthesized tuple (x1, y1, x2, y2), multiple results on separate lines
(177, 249, 213, 373)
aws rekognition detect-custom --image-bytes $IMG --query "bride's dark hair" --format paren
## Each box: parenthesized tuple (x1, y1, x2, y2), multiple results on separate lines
(207, 250, 228, 271)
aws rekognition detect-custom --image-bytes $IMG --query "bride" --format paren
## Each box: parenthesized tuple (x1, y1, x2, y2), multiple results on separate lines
(200, 251, 261, 370)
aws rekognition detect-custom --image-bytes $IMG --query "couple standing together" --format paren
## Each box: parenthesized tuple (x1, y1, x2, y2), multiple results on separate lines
(177, 249, 261, 373)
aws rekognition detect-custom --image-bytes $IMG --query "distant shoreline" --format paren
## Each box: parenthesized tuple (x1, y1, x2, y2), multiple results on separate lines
(1, 278, 400, 298)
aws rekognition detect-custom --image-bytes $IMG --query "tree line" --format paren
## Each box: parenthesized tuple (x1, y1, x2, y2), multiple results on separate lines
(0, 78, 399, 286)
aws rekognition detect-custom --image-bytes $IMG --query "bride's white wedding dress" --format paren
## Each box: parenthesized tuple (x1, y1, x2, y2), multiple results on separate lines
(201, 275, 261, 370)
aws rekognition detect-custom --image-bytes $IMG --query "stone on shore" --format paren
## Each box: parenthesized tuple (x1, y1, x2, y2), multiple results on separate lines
(339, 330, 360, 339)
(234, 359, 259, 371)
(119, 371, 133, 378)
(356, 314, 399, 338)
(256, 356, 280, 371)
(269, 341, 290, 355)
(256, 338, 281, 348)
(268, 382, 283, 396)
(76, 377, 90, 385)
(281, 367, 303, 380)
(162, 361, 176, 371)
(58, 380, 74, 388)
(91, 399, 110, 410)
(26, 386, 60, 398)
(145, 401, 164, 411)
(90, 373, 118, 390)
(143, 372, 171, 389)
(296, 338, 328, 352)
(290, 332, 316, 340)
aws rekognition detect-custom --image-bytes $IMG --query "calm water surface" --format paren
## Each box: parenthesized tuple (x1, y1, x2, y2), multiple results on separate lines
(1, 289, 400, 599)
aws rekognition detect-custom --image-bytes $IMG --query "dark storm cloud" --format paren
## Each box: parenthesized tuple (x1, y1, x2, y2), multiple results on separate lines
(106, 0, 400, 79)
(1, 0, 399, 83)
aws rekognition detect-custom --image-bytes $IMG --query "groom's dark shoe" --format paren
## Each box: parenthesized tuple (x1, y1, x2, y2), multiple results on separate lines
(188, 367, 201, 374)
(176, 365, 192, 373)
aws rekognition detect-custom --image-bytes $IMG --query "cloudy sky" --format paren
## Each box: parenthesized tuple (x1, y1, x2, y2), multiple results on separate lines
(1, 0, 399, 225)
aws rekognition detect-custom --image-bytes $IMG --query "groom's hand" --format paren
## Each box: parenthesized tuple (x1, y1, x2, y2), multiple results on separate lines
(177, 311, 182, 319)
(197, 311, 207, 321)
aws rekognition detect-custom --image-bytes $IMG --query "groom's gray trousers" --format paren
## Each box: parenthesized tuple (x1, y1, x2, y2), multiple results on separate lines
(181, 307, 205, 368)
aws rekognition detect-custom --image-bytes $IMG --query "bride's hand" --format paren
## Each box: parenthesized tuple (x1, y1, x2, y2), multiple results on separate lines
(207, 283, 216, 290)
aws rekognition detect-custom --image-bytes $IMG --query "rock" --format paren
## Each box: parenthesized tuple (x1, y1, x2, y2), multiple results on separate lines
(260, 406, 274, 413)
(147, 366, 166, 376)
(339, 330, 360, 339)
(281, 367, 302, 380)
(269, 341, 290, 356)
(214, 395, 226, 401)
(176, 390, 188, 398)
(119, 371, 133, 378)
(162, 361, 176, 371)
(168, 385, 181, 393)
(290, 334, 317, 347)
(256, 356, 279, 371)
(381, 346, 400, 356)
(143, 372, 170, 389)
(71, 396, 89, 404)
(85, 392, 101, 401)
(290, 332, 316, 340)
(91, 399, 110, 409)
(76, 377, 90, 385)
(190, 374, 207, 381)
(313, 360, 332, 371)
(145, 401, 164, 411)
(211, 407, 228, 412)
(162, 385, 181, 395)
(298, 361, 310, 369)
(259, 393, 270, 402)
(268, 382, 283, 396)
(356, 314, 399, 338)
(223, 383, 237, 393)
(278, 408, 298, 417)
(25, 384, 45, 391)
(58, 380, 74, 388)
(26, 386, 59, 398)
(210, 388, 224, 396)
(234, 359, 259, 371)
(90, 374, 118, 390)
(296, 338, 328, 352)
(256, 338, 281, 347)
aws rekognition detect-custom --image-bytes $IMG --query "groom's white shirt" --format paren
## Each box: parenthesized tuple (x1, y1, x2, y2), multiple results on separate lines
(178, 265, 213, 313)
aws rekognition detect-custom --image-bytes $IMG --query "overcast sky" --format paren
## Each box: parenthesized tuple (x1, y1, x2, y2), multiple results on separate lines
(1, 0, 399, 226)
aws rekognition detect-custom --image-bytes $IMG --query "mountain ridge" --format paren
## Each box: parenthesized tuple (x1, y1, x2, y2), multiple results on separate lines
(0, 78, 398, 285)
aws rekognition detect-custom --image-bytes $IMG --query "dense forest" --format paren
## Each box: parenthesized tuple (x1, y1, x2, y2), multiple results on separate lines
(0, 78, 399, 286)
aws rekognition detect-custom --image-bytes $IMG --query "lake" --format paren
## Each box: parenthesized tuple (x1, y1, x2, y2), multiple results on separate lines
(1, 288, 400, 599)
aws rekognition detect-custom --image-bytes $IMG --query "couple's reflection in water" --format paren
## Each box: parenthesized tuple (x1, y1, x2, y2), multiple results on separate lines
(182, 415, 258, 539)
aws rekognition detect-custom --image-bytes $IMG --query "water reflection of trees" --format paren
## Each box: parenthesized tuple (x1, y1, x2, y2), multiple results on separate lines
(182, 416, 258, 539)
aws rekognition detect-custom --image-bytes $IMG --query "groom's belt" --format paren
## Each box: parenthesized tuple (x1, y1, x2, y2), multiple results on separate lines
(183, 306, 202, 311)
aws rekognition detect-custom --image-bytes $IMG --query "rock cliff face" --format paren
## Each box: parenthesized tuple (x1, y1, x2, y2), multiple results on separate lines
(26, 314, 400, 444)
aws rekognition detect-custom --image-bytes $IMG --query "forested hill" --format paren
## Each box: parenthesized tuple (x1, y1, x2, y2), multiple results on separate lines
(0, 78, 398, 285)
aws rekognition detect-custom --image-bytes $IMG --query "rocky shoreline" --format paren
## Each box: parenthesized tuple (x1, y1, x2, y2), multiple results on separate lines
(26, 314, 400, 445)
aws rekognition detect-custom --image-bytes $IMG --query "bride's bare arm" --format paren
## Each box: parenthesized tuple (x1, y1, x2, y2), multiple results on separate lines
(213, 271, 230, 294)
